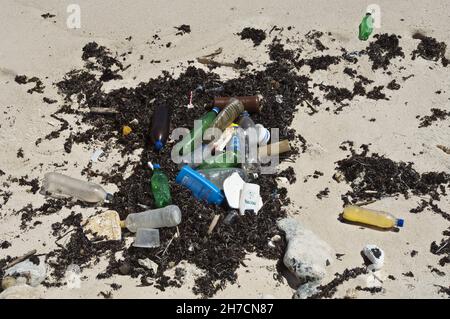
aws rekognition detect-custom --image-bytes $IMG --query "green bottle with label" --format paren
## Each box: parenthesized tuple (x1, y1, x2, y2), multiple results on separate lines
(179, 107, 220, 155)
(151, 164, 172, 208)
(359, 13, 374, 41)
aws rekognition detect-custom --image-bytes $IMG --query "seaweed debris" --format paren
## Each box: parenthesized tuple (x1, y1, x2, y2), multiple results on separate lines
(366, 34, 405, 70)
(418, 108, 450, 128)
(412, 33, 448, 67)
(238, 27, 267, 46)
(336, 148, 450, 205)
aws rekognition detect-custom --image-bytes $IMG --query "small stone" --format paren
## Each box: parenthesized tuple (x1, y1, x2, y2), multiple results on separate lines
(344, 288, 358, 299)
(294, 281, 320, 299)
(1, 276, 17, 290)
(333, 171, 346, 183)
(278, 218, 334, 281)
(271, 235, 281, 242)
(0, 285, 40, 299)
(138, 258, 158, 274)
(119, 263, 131, 275)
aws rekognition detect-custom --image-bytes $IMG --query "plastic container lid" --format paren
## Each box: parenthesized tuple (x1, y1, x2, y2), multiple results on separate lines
(154, 140, 164, 151)
(133, 228, 160, 248)
(396, 219, 404, 227)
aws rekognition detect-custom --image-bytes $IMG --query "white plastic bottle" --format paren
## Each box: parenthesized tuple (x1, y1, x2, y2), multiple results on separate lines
(120, 205, 182, 232)
(41, 172, 112, 203)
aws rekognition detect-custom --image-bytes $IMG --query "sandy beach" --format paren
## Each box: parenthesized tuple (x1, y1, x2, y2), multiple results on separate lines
(0, 0, 449, 299)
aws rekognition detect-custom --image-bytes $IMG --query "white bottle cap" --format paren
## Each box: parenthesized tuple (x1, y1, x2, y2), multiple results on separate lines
(255, 124, 270, 145)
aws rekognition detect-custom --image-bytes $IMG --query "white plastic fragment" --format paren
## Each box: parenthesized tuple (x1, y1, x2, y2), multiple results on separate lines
(138, 258, 159, 274)
(363, 244, 385, 271)
(275, 95, 283, 103)
(65, 264, 81, 289)
(90, 149, 105, 162)
(5, 257, 47, 287)
(239, 182, 263, 215)
(223, 172, 245, 209)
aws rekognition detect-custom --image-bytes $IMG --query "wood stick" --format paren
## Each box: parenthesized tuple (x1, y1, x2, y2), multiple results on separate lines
(89, 107, 119, 114)
(201, 48, 223, 58)
(437, 145, 450, 155)
(207, 214, 221, 235)
(4, 249, 37, 270)
(197, 58, 238, 69)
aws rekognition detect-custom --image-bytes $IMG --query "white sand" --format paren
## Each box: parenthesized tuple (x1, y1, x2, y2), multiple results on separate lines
(1, 0, 449, 298)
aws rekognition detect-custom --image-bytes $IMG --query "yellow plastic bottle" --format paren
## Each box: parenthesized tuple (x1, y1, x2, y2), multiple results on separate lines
(343, 205, 404, 229)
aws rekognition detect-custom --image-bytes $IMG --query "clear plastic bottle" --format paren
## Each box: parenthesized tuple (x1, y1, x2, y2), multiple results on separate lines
(238, 112, 260, 175)
(197, 168, 248, 189)
(210, 98, 244, 132)
(120, 205, 182, 232)
(41, 172, 112, 203)
(343, 205, 404, 229)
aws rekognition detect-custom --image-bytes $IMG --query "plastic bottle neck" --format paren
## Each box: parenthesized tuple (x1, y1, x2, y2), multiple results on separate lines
(154, 140, 164, 151)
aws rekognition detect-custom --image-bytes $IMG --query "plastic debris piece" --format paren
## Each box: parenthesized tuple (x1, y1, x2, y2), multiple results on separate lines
(138, 258, 158, 274)
(5, 257, 47, 287)
(133, 228, 160, 248)
(90, 149, 106, 162)
(239, 182, 263, 215)
(223, 172, 245, 209)
(83, 210, 122, 241)
(122, 125, 132, 136)
(363, 244, 385, 271)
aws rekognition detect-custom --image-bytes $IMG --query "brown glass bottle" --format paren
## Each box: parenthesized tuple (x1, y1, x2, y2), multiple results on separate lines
(151, 103, 170, 151)
(213, 95, 263, 113)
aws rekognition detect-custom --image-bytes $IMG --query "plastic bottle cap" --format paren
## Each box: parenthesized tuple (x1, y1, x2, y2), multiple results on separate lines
(212, 107, 221, 114)
(255, 124, 270, 145)
(396, 219, 404, 227)
(105, 193, 113, 202)
(154, 140, 164, 151)
(241, 111, 250, 117)
(153, 163, 161, 169)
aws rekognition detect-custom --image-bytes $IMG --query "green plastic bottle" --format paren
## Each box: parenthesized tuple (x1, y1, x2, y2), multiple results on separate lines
(359, 13, 374, 41)
(198, 126, 241, 169)
(151, 164, 172, 208)
(179, 107, 220, 155)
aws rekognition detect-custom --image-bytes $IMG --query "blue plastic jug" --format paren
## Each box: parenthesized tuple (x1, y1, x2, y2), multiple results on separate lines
(175, 166, 225, 205)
